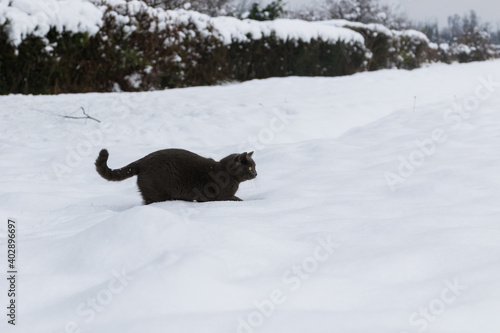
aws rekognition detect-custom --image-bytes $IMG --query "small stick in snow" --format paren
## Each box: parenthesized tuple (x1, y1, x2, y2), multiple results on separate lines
(62, 107, 101, 123)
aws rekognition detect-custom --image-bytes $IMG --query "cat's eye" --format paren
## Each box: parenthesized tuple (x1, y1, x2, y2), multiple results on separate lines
(249, 166, 252, 171)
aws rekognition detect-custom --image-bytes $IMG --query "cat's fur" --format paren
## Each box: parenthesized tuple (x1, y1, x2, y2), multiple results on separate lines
(95, 148, 257, 204)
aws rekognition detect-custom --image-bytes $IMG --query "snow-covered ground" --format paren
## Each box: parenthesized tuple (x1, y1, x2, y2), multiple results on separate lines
(1, 60, 500, 333)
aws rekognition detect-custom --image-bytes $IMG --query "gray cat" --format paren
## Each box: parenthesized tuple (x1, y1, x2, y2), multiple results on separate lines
(95, 148, 257, 204)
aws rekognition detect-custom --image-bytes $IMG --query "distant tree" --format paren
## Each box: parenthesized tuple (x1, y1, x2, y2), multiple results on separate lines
(143, 0, 234, 16)
(415, 21, 440, 43)
(192, 0, 236, 16)
(315, 0, 381, 23)
(378, 3, 411, 30)
(290, 0, 410, 29)
(490, 25, 500, 44)
(143, 0, 184, 10)
(443, 11, 489, 44)
(246, 0, 286, 21)
(447, 14, 463, 43)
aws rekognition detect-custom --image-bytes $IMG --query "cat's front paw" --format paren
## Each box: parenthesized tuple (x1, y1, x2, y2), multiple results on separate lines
(230, 196, 243, 201)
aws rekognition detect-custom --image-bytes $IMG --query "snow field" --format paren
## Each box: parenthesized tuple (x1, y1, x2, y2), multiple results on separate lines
(0, 60, 500, 332)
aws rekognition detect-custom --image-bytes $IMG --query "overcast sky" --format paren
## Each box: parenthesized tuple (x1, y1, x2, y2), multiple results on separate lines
(282, 0, 500, 27)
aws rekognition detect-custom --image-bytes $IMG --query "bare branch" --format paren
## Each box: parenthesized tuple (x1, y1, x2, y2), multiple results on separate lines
(62, 107, 101, 123)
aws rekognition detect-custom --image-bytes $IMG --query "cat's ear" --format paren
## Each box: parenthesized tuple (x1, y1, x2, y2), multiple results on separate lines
(236, 152, 247, 163)
(248, 151, 254, 157)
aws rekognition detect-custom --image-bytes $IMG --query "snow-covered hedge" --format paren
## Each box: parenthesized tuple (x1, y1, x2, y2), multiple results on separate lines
(0, 0, 102, 45)
(0, 0, 371, 93)
(0, 0, 496, 94)
(324, 20, 433, 70)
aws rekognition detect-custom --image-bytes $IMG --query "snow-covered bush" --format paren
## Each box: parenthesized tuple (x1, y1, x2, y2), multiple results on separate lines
(324, 20, 431, 70)
(432, 11, 499, 64)
(0, 0, 370, 94)
(447, 27, 497, 63)
(0, 0, 496, 94)
(394, 30, 432, 69)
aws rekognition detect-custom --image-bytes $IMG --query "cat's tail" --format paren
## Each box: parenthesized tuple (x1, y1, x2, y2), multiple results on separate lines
(95, 149, 139, 181)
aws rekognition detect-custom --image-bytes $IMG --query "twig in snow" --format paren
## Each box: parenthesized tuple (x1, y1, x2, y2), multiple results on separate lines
(62, 107, 101, 123)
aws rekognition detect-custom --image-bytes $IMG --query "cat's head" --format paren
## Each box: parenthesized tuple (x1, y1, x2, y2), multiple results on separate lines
(224, 151, 257, 182)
